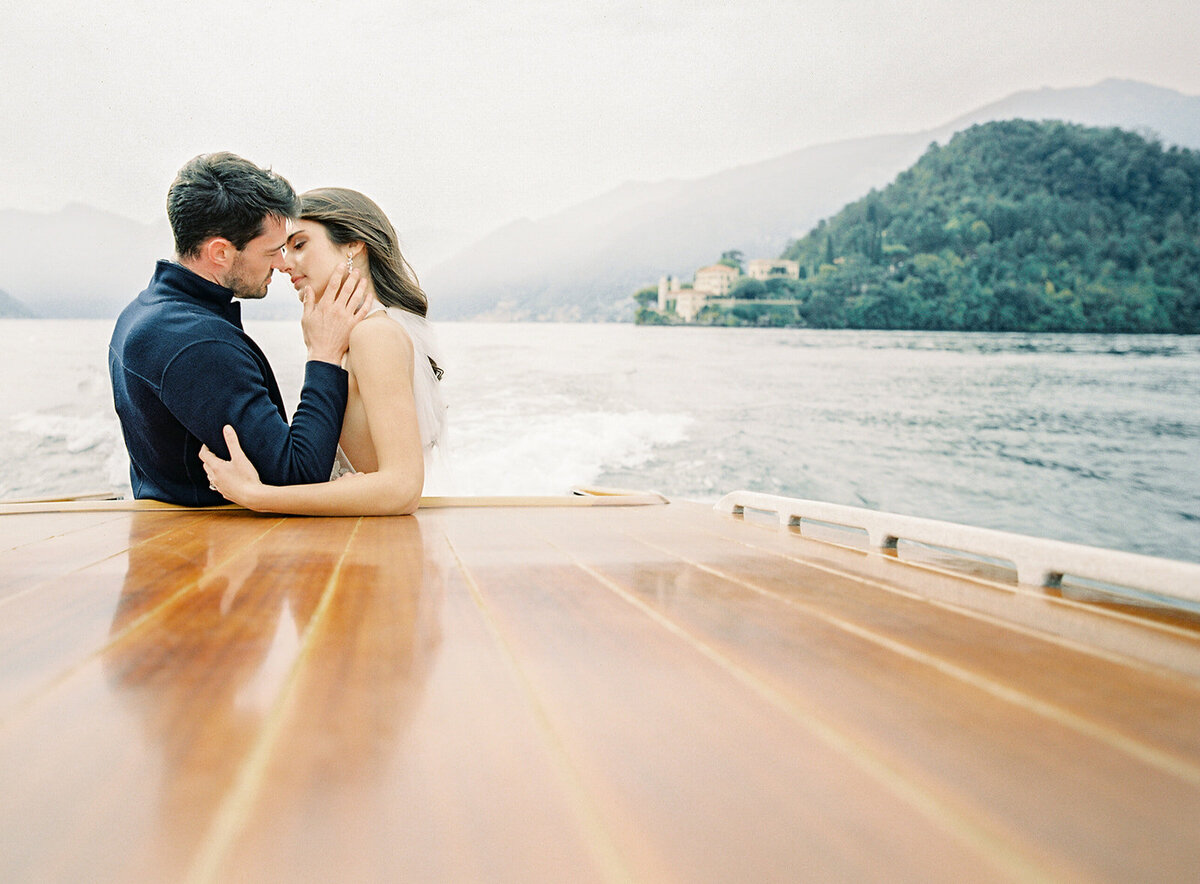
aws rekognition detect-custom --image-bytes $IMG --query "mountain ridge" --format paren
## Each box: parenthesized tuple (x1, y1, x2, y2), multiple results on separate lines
(424, 79, 1200, 320)
(0, 287, 34, 318)
(701, 120, 1200, 333)
(4, 79, 1198, 320)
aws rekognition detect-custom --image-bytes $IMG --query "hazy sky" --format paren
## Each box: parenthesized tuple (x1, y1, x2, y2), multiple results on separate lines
(2, 0, 1198, 245)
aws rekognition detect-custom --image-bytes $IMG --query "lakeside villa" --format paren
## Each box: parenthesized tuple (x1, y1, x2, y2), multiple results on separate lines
(657, 258, 801, 321)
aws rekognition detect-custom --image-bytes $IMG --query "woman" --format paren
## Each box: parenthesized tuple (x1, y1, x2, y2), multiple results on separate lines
(200, 188, 446, 515)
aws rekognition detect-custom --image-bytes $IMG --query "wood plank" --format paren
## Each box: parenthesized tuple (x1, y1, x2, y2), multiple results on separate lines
(672, 501, 1200, 677)
(0, 516, 360, 884)
(0, 510, 125, 552)
(0, 490, 667, 517)
(533, 504, 1200, 882)
(623, 504, 1200, 761)
(205, 513, 612, 883)
(432, 506, 1032, 882)
(3, 500, 1198, 881)
(0, 500, 238, 516)
(0, 512, 185, 602)
(0, 511, 279, 716)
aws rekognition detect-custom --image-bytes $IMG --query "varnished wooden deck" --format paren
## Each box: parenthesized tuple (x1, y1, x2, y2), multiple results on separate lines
(2, 499, 1199, 882)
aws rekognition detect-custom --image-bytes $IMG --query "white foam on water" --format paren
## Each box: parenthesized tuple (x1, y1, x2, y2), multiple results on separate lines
(11, 412, 118, 454)
(1, 410, 128, 498)
(446, 409, 692, 495)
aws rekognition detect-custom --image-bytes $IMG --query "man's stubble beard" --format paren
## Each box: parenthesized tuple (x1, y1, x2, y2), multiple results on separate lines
(224, 254, 271, 300)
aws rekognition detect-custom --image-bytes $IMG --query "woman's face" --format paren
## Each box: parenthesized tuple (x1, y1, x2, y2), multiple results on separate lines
(282, 220, 344, 298)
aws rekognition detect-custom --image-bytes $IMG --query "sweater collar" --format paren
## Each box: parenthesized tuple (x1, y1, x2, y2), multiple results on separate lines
(153, 259, 242, 323)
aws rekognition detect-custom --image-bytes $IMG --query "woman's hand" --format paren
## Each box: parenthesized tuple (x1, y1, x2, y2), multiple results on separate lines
(200, 425, 264, 508)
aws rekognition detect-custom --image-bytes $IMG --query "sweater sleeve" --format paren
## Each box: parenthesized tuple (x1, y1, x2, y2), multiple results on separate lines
(161, 339, 348, 487)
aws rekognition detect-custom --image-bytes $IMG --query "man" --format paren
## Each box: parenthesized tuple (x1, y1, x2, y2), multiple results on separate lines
(109, 152, 364, 505)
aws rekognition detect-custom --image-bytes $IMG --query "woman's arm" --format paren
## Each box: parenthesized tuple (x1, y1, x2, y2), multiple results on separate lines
(200, 319, 426, 516)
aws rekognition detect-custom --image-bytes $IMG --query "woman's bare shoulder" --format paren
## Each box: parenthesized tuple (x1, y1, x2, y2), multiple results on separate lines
(350, 310, 415, 356)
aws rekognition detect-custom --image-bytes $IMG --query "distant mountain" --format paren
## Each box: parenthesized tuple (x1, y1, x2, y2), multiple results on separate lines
(425, 140, 914, 320)
(0, 204, 173, 319)
(6, 80, 1199, 321)
(425, 79, 1200, 321)
(400, 224, 484, 271)
(944, 79, 1200, 148)
(0, 204, 466, 321)
(0, 287, 34, 318)
(773, 120, 1200, 332)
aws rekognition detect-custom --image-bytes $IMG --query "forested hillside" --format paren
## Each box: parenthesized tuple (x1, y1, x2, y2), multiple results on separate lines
(778, 120, 1200, 332)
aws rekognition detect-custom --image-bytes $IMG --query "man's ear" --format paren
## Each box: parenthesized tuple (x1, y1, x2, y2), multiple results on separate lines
(201, 236, 236, 269)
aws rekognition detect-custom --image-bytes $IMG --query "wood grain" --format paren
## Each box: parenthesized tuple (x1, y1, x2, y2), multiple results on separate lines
(1, 501, 1198, 882)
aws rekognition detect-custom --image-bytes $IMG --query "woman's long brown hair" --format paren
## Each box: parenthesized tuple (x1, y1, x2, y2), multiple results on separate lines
(300, 188, 441, 378)
(299, 187, 428, 317)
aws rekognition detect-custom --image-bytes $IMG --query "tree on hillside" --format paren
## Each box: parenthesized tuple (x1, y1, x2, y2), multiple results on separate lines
(731, 278, 766, 300)
(633, 286, 658, 307)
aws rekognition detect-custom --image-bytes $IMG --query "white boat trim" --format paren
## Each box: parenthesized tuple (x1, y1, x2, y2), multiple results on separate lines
(715, 490, 1200, 605)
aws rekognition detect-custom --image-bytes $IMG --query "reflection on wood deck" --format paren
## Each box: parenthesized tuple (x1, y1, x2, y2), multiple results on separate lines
(1, 498, 1199, 882)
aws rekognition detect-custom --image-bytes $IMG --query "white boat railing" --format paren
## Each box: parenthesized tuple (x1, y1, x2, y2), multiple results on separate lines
(715, 490, 1200, 606)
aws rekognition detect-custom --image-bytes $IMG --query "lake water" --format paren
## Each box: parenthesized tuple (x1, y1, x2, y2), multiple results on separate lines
(2, 319, 1197, 563)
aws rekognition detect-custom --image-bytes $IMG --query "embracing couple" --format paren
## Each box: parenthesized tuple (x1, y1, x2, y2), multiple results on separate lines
(109, 152, 446, 516)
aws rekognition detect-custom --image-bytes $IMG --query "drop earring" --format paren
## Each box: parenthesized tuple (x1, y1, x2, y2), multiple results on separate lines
(346, 254, 354, 272)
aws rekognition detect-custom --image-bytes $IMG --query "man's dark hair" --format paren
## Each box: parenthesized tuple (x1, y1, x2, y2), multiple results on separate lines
(166, 152, 298, 259)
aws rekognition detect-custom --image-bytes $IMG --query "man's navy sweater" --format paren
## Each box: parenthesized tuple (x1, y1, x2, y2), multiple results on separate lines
(109, 260, 348, 505)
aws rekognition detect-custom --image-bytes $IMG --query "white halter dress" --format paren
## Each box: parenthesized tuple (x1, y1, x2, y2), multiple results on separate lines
(330, 306, 451, 491)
